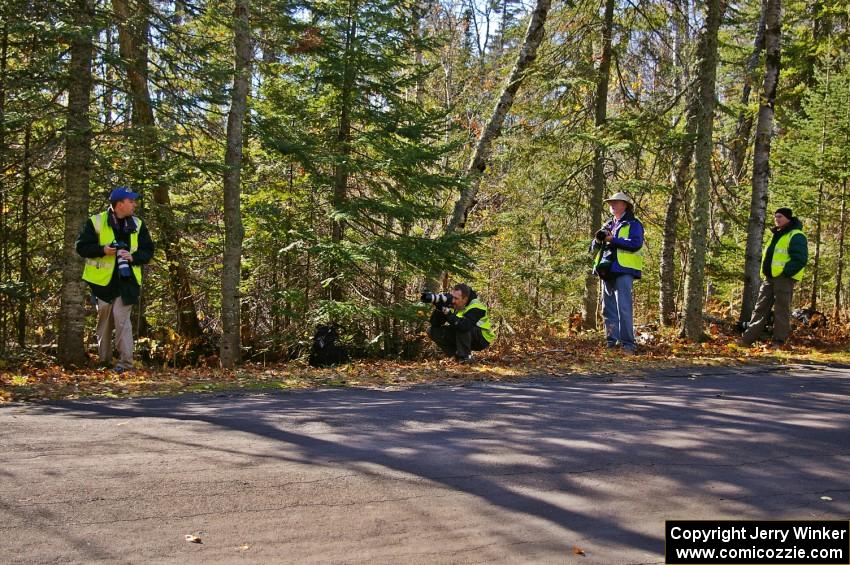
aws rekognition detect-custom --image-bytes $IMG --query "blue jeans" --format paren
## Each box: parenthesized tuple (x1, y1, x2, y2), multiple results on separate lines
(602, 274, 635, 351)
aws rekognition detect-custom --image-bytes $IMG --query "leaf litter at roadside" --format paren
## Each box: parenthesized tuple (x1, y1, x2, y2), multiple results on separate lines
(1, 324, 849, 403)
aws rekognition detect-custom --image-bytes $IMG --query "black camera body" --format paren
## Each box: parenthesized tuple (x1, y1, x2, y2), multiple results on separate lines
(420, 291, 453, 307)
(595, 229, 610, 243)
(110, 241, 133, 279)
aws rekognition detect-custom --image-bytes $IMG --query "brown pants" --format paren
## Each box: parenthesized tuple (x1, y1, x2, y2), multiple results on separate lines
(742, 276, 795, 344)
(96, 297, 134, 368)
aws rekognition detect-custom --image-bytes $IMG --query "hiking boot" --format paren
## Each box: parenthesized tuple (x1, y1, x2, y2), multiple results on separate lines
(455, 354, 474, 365)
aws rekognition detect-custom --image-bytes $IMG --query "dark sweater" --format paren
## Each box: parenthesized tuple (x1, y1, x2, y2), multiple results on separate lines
(762, 217, 808, 279)
(75, 212, 155, 305)
(429, 290, 486, 333)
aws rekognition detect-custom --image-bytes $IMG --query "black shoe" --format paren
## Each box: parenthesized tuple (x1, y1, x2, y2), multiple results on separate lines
(455, 355, 474, 364)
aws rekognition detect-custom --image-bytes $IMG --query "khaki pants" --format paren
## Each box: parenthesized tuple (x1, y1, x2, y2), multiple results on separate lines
(742, 276, 795, 344)
(96, 297, 134, 368)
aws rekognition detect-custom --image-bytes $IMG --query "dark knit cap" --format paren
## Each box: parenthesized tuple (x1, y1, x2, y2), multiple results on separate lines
(775, 207, 793, 220)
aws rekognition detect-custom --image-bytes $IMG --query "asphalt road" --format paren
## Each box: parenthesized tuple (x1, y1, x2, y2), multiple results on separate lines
(2, 363, 849, 564)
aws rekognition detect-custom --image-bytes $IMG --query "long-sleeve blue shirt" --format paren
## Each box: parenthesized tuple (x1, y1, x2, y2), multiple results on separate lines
(590, 210, 644, 279)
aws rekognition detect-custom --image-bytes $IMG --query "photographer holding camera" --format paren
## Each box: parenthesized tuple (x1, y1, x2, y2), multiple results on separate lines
(590, 192, 644, 355)
(76, 187, 154, 372)
(423, 283, 495, 363)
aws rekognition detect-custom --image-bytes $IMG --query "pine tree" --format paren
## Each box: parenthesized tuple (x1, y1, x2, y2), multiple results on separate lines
(774, 60, 850, 314)
(256, 0, 481, 347)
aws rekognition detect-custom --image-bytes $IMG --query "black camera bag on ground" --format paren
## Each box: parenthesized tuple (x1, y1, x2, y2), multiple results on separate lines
(308, 325, 350, 367)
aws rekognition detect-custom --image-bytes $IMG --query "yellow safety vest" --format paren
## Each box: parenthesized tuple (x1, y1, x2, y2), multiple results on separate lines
(594, 222, 643, 272)
(456, 298, 495, 344)
(81, 211, 143, 286)
(763, 228, 806, 281)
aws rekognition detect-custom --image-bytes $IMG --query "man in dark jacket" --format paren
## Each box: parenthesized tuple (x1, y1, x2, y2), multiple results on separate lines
(590, 192, 644, 354)
(426, 284, 495, 363)
(75, 187, 155, 371)
(740, 207, 808, 347)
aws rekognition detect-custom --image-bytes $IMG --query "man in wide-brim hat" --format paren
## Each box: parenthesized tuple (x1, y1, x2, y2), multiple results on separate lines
(590, 192, 645, 354)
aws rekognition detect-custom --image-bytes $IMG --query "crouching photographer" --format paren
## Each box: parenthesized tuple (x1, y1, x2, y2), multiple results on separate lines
(422, 283, 495, 364)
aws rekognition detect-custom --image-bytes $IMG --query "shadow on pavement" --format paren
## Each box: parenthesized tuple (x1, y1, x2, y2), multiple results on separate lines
(25, 367, 850, 556)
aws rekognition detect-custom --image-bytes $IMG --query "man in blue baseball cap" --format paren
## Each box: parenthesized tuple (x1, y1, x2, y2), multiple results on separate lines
(108, 186, 139, 201)
(75, 187, 154, 371)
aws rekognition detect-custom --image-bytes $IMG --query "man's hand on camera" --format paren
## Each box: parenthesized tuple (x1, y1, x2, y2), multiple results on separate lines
(103, 245, 117, 256)
(118, 250, 133, 262)
(441, 307, 452, 315)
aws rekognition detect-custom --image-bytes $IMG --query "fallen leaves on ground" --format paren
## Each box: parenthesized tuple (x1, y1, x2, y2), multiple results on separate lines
(572, 545, 586, 556)
(1, 324, 848, 403)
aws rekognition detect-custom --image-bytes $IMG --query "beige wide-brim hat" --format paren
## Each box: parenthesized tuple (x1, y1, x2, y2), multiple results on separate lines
(603, 192, 634, 207)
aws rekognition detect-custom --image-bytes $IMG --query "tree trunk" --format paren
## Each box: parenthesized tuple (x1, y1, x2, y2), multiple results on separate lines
(581, 0, 615, 330)
(330, 0, 357, 302)
(112, 0, 203, 338)
(836, 176, 847, 321)
(810, 184, 824, 312)
(740, 0, 781, 327)
(802, 1, 830, 91)
(17, 125, 31, 347)
(835, 81, 850, 322)
(413, 0, 426, 104)
(377, 256, 392, 355)
(58, 0, 95, 367)
(680, 0, 725, 340)
(809, 64, 830, 312)
(444, 0, 552, 235)
(660, 89, 699, 326)
(103, 25, 115, 127)
(729, 0, 767, 182)
(659, 0, 691, 327)
(220, 0, 251, 368)
(0, 17, 7, 352)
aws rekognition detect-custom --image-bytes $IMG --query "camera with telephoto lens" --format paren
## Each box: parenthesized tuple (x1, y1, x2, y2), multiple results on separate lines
(110, 241, 133, 278)
(595, 229, 610, 242)
(420, 291, 453, 306)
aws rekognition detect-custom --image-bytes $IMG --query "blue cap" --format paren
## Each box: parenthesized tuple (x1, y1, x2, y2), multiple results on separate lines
(109, 186, 140, 201)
